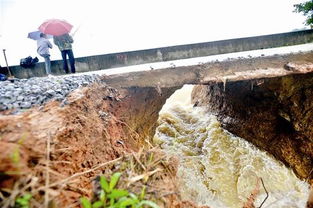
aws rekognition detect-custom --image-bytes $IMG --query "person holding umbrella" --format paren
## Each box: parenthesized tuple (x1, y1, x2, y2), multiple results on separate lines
(37, 33, 53, 76)
(39, 19, 76, 74)
(53, 33, 76, 74)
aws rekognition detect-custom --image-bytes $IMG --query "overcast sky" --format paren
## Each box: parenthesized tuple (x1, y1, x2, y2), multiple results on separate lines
(0, 0, 309, 66)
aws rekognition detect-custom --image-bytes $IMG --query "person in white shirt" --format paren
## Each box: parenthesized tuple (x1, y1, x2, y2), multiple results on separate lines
(37, 33, 53, 75)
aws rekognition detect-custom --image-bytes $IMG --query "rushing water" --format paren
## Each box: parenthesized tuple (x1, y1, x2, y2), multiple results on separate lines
(153, 85, 309, 208)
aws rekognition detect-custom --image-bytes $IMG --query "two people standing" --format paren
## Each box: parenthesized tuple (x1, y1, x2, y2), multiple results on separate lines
(36, 33, 75, 75)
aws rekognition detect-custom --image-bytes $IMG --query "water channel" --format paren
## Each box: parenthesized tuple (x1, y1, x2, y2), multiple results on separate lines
(153, 85, 309, 208)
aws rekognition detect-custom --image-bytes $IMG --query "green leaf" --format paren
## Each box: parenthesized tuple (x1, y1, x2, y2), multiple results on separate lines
(15, 193, 32, 208)
(92, 200, 104, 208)
(22, 193, 32, 201)
(140, 186, 146, 200)
(80, 197, 92, 208)
(137, 200, 159, 208)
(110, 198, 115, 206)
(108, 189, 129, 200)
(99, 190, 106, 202)
(129, 193, 138, 200)
(100, 175, 110, 193)
(114, 196, 131, 207)
(119, 198, 136, 208)
(113, 197, 123, 207)
(109, 172, 122, 191)
(128, 193, 140, 205)
(16, 198, 28, 206)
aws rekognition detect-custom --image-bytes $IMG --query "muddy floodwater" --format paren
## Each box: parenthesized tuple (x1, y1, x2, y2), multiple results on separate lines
(153, 85, 309, 208)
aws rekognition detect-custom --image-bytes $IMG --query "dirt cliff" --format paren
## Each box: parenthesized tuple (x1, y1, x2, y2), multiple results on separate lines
(0, 83, 208, 207)
(191, 72, 313, 184)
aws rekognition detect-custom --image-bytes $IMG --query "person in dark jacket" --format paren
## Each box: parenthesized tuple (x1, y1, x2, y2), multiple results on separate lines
(53, 33, 76, 73)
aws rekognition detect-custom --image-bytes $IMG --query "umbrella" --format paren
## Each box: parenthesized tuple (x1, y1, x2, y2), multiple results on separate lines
(27, 31, 52, 40)
(38, 19, 73, 36)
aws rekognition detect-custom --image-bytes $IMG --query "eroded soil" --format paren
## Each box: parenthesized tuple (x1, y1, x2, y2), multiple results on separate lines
(0, 83, 204, 207)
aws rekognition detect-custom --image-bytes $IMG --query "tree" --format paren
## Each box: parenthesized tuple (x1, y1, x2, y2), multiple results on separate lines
(294, 1, 313, 26)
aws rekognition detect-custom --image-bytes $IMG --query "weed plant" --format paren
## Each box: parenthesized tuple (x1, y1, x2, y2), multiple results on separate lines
(80, 172, 159, 208)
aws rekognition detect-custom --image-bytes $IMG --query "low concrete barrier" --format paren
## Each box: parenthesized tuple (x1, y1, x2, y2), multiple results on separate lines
(5, 29, 313, 79)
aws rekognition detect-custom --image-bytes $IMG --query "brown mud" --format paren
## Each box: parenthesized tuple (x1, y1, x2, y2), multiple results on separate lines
(0, 83, 205, 207)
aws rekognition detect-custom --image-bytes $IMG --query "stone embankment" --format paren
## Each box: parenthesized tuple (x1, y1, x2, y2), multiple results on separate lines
(0, 75, 100, 113)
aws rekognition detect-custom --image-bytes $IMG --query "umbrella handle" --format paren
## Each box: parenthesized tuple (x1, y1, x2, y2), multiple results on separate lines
(71, 24, 81, 37)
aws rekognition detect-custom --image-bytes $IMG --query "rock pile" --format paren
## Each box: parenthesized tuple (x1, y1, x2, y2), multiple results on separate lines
(0, 74, 100, 113)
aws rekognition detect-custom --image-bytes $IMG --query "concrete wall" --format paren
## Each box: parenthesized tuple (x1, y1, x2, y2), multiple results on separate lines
(104, 51, 313, 88)
(5, 29, 313, 79)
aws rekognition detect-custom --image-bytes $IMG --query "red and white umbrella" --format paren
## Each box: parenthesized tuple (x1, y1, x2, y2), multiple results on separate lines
(38, 19, 73, 36)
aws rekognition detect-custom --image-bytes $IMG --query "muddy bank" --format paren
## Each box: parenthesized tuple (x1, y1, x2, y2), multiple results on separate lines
(0, 82, 207, 207)
(191, 72, 313, 184)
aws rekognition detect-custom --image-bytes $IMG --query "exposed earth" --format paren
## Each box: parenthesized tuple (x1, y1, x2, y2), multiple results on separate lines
(0, 81, 207, 207)
(1, 60, 313, 207)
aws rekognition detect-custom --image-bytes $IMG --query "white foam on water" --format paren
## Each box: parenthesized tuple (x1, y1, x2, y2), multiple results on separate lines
(154, 85, 310, 208)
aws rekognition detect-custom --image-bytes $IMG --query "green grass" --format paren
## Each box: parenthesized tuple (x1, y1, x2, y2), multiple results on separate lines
(14, 193, 32, 208)
(80, 172, 159, 208)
